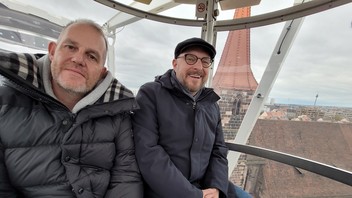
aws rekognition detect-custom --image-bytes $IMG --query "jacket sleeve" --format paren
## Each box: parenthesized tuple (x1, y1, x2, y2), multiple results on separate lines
(0, 142, 18, 197)
(132, 84, 203, 198)
(105, 112, 143, 198)
(202, 106, 229, 198)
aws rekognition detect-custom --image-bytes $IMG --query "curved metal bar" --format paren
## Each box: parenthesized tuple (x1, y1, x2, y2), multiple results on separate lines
(95, 0, 352, 31)
(215, 0, 352, 32)
(226, 142, 352, 186)
(0, 6, 62, 39)
(94, 0, 206, 27)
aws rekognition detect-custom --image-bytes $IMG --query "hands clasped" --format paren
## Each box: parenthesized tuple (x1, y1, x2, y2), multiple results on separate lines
(202, 188, 219, 198)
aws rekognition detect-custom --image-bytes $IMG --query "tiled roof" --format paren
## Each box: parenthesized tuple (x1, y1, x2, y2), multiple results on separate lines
(245, 120, 352, 197)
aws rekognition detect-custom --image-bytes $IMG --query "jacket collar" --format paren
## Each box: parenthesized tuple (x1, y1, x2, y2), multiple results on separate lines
(155, 69, 220, 102)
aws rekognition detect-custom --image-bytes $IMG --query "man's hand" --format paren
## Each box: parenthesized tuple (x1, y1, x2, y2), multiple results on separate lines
(202, 188, 219, 198)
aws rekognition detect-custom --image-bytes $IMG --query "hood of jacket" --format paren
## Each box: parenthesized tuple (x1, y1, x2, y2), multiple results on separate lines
(0, 52, 137, 112)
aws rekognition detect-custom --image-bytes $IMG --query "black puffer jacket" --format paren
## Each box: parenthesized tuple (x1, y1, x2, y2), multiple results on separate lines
(0, 52, 143, 197)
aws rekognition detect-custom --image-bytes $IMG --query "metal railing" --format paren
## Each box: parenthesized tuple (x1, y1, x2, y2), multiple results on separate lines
(226, 142, 352, 187)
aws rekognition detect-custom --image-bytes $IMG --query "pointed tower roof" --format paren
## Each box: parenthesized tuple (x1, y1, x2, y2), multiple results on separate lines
(212, 7, 258, 91)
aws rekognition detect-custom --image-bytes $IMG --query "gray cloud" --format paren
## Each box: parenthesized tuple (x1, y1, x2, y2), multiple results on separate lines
(265, 4, 352, 107)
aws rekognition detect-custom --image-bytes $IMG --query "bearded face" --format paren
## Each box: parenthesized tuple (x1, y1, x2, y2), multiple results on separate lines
(173, 49, 210, 96)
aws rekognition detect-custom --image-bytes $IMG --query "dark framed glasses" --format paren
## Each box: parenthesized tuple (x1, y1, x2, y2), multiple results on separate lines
(177, 54, 213, 68)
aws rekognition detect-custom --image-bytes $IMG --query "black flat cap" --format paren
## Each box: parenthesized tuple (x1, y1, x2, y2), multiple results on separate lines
(174, 37, 216, 59)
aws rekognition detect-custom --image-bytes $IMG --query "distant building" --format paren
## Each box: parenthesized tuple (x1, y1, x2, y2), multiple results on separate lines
(295, 107, 324, 121)
(259, 110, 287, 120)
(212, 6, 258, 141)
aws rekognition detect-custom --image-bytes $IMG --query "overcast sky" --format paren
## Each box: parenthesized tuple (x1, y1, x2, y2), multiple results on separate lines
(2, 0, 352, 107)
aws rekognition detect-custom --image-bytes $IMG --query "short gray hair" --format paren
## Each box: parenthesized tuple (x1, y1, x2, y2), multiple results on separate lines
(58, 19, 108, 62)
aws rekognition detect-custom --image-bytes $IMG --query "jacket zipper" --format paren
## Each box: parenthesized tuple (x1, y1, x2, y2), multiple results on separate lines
(5, 78, 69, 111)
(192, 101, 196, 110)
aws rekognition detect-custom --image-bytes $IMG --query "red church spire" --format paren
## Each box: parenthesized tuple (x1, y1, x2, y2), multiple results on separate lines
(212, 7, 258, 91)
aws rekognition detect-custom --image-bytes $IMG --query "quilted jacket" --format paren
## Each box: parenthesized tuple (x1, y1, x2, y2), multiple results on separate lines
(0, 52, 143, 198)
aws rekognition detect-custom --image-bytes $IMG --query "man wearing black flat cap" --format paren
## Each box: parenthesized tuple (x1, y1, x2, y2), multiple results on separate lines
(133, 38, 251, 198)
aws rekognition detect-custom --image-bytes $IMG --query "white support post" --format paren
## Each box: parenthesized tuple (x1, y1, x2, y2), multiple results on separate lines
(203, 0, 217, 87)
(227, 7, 305, 177)
(106, 41, 116, 76)
(101, 23, 116, 76)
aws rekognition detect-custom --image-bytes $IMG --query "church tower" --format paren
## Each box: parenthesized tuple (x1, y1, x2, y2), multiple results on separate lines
(212, 7, 258, 140)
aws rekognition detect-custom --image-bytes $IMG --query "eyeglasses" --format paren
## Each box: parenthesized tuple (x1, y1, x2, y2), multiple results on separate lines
(177, 54, 213, 68)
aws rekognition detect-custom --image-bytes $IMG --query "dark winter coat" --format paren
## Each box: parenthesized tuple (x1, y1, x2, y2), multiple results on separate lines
(0, 52, 143, 198)
(133, 69, 229, 198)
